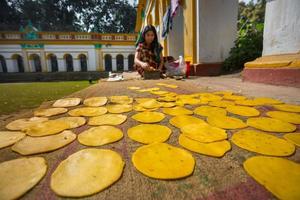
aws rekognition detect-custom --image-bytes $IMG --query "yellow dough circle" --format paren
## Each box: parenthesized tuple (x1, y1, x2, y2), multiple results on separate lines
(208, 100, 235, 108)
(55, 117, 86, 128)
(140, 99, 162, 109)
(133, 104, 158, 112)
(181, 123, 227, 143)
(207, 115, 247, 129)
(226, 105, 260, 117)
(89, 114, 127, 126)
(179, 134, 231, 157)
(231, 130, 295, 156)
(253, 97, 283, 105)
(199, 93, 223, 101)
(51, 149, 124, 197)
(132, 111, 165, 123)
(109, 96, 133, 104)
(247, 117, 296, 133)
(68, 107, 107, 117)
(23, 120, 70, 137)
(0, 131, 26, 149)
(283, 133, 300, 147)
(128, 124, 172, 144)
(169, 115, 207, 128)
(132, 142, 195, 179)
(162, 106, 193, 116)
(0, 157, 47, 200)
(273, 104, 300, 113)
(78, 126, 123, 146)
(53, 98, 81, 107)
(34, 108, 68, 117)
(266, 111, 300, 124)
(5, 117, 48, 131)
(194, 106, 227, 117)
(243, 156, 300, 200)
(12, 130, 76, 155)
(106, 104, 132, 113)
(83, 97, 108, 107)
(223, 94, 247, 101)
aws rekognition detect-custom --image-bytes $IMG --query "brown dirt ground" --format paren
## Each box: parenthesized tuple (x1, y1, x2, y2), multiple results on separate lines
(0, 75, 299, 200)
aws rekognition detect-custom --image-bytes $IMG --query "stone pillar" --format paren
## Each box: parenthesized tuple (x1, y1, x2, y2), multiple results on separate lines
(112, 55, 117, 71)
(21, 49, 30, 72)
(124, 54, 129, 71)
(40, 49, 47, 72)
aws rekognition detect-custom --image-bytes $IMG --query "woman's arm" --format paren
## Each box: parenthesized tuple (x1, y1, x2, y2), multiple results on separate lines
(134, 51, 149, 69)
(158, 52, 164, 71)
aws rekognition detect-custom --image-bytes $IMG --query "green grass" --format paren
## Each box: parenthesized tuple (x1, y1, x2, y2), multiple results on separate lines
(0, 81, 90, 115)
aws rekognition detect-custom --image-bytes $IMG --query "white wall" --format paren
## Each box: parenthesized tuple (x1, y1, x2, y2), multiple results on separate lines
(197, 0, 238, 63)
(263, 0, 300, 55)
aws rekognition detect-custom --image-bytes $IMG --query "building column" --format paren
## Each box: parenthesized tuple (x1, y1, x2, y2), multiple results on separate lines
(40, 49, 47, 72)
(21, 49, 30, 72)
(112, 56, 117, 71)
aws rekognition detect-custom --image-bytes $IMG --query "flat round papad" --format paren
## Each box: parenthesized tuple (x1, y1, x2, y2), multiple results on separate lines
(128, 86, 140, 90)
(109, 96, 133, 104)
(133, 104, 158, 112)
(247, 117, 296, 133)
(23, 120, 70, 137)
(243, 156, 300, 200)
(199, 93, 223, 101)
(273, 104, 300, 113)
(88, 114, 127, 126)
(140, 99, 162, 109)
(181, 123, 227, 143)
(12, 130, 76, 155)
(5, 117, 48, 131)
(160, 102, 176, 108)
(213, 91, 233, 96)
(194, 106, 227, 117)
(106, 104, 132, 113)
(162, 106, 193, 116)
(223, 94, 247, 101)
(179, 134, 231, 157)
(178, 98, 201, 105)
(150, 90, 169, 95)
(0, 157, 47, 200)
(34, 108, 68, 117)
(51, 148, 124, 197)
(132, 111, 165, 123)
(208, 100, 235, 108)
(135, 98, 154, 104)
(235, 99, 264, 106)
(157, 96, 177, 102)
(252, 97, 283, 105)
(207, 115, 247, 129)
(231, 130, 295, 156)
(68, 107, 107, 117)
(0, 131, 25, 149)
(55, 117, 86, 128)
(78, 126, 123, 146)
(283, 133, 300, 147)
(226, 105, 260, 117)
(169, 115, 207, 128)
(266, 111, 300, 124)
(132, 142, 195, 179)
(53, 97, 81, 108)
(83, 97, 108, 107)
(128, 124, 172, 144)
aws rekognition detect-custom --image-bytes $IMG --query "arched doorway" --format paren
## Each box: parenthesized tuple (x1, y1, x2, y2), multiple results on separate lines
(116, 54, 124, 71)
(128, 54, 134, 71)
(64, 54, 73, 72)
(0, 55, 7, 73)
(78, 54, 87, 72)
(104, 54, 112, 72)
(29, 54, 42, 72)
(11, 54, 24, 72)
(47, 54, 58, 72)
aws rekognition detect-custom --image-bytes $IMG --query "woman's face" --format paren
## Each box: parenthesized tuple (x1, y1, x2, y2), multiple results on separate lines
(144, 30, 155, 44)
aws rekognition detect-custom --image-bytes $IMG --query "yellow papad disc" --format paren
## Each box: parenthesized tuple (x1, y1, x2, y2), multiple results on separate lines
(83, 97, 108, 107)
(132, 142, 195, 179)
(178, 98, 201, 105)
(133, 104, 158, 112)
(0, 157, 47, 200)
(243, 156, 300, 200)
(88, 114, 127, 126)
(235, 99, 264, 106)
(194, 106, 227, 117)
(55, 117, 86, 128)
(78, 126, 123, 146)
(169, 115, 207, 128)
(179, 134, 231, 157)
(266, 111, 300, 124)
(12, 130, 76, 155)
(6, 117, 48, 131)
(223, 94, 247, 101)
(213, 91, 233, 96)
(198, 93, 223, 101)
(132, 111, 165, 123)
(140, 99, 162, 109)
(150, 90, 170, 95)
(23, 120, 69, 137)
(208, 100, 235, 108)
(109, 96, 133, 104)
(273, 104, 300, 113)
(34, 108, 68, 117)
(0, 131, 25, 149)
(247, 117, 296, 132)
(181, 123, 227, 143)
(157, 96, 176, 102)
(253, 97, 283, 105)
(207, 115, 247, 129)
(128, 86, 140, 90)
(128, 124, 172, 144)
(51, 149, 124, 197)
(106, 104, 132, 113)
(53, 97, 81, 108)
(68, 107, 107, 117)
(231, 130, 295, 156)
(226, 105, 260, 117)
(283, 133, 300, 147)
(162, 106, 193, 116)
(135, 98, 154, 104)
(160, 102, 176, 108)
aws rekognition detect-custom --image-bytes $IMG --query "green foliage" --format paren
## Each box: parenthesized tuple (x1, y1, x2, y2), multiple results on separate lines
(222, 0, 266, 73)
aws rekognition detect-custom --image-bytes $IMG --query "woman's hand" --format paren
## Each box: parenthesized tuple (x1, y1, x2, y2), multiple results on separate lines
(141, 62, 149, 69)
